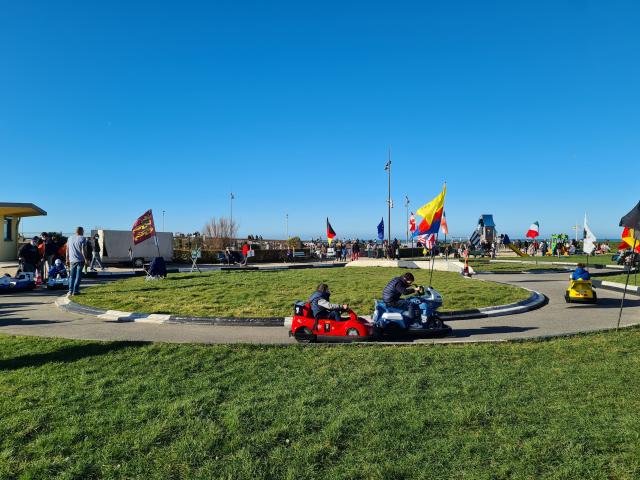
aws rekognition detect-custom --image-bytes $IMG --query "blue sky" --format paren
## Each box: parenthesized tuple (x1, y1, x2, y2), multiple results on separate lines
(2, 1, 638, 240)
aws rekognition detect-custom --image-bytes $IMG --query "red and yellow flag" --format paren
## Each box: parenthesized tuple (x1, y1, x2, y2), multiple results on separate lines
(132, 209, 156, 245)
(414, 183, 446, 236)
(620, 227, 640, 253)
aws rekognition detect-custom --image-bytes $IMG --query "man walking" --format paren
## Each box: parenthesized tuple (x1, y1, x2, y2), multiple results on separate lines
(66, 227, 87, 296)
(88, 233, 104, 271)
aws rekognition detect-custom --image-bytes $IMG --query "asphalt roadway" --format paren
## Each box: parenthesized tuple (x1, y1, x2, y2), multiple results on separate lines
(1, 272, 639, 344)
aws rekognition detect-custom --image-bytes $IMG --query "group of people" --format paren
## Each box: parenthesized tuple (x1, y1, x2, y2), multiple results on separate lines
(306, 238, 405, 261)
(17, 228, 104, 295)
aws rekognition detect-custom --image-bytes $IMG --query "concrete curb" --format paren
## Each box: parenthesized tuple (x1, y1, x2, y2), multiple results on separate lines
(55, 296, 284, 326)
(592, 279, 640, 296)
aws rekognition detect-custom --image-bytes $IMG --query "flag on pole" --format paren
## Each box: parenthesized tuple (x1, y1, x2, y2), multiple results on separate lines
(409, 213, 416, 233)
(413, 183, 446, 236)
(583, 213, 597, 255)
(469, 230, 481, 249)
(526, 221, 540, 239)
(416, 233, 436, 248)
(326, 218, 336, 245)
(619, 201, 640, 252)
(441, 211, 449, 236)
(377, 218, 384, 240)
(132, 209, 156, 245)
(620, 227, 640, 253)
(620, 201, 640, 236)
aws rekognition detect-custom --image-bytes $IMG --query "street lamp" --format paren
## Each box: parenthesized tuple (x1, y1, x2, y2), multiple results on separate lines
(162, 210, 165, 231)
(384, 149, 392, 244)
(230, 192, 235, 225)
(286, 213, 289, 239)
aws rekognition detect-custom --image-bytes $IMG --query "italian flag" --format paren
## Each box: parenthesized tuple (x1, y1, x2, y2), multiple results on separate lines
(526, 221, 539, 239)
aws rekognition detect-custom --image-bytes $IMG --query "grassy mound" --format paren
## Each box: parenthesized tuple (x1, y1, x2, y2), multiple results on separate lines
(74, 268, 530, 317)
(1, 332, 640, 479)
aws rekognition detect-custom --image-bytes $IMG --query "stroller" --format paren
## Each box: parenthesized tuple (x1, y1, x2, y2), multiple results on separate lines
(145, 257, 167, 281)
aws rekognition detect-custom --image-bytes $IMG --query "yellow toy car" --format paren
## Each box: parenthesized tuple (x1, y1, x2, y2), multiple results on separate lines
(564, 279, 597, 304)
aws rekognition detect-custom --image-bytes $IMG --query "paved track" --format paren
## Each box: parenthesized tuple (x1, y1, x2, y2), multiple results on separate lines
(1, 272, 639, 344)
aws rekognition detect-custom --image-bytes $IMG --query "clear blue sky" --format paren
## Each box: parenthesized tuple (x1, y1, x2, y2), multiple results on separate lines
(2, 1, 638, 240)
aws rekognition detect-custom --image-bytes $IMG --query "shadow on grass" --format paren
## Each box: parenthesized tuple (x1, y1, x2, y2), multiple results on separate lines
(450, 325, 538, 338)
(0, 341, 150, 371)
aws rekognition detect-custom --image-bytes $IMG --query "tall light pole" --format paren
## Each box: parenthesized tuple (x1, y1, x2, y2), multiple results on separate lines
(230, 192, 235, 225)
(162, 210, 165, 232)
(385, 149, 392, 245)
(404, 195, 410, 246)
(285, 213, 289, 239)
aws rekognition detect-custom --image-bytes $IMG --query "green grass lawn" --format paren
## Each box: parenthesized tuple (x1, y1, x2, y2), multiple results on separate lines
(74, 268, 530, 317)
(465, 260, 569, 272)
(597, 273, 640, 287)
(2, 332, 640, 479)
(511, 254, 616, 266)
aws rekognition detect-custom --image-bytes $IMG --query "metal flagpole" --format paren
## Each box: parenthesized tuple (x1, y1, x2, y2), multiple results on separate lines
(617, 237, 638, 330)
(230, 192, 234, 225)
(404, 195, 409, 248)
(385, 149, 392, 246)
(429, 233, 439, 287)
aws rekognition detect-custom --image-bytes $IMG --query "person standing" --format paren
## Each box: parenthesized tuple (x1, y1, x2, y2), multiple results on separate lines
(83, 237, 93, 274)
(66, 227, 87, 296)
(42, 232, 57, 279)
(241, 241, 250, 266)
(18, 237, 40, 273)
(89, 234, 104, 271)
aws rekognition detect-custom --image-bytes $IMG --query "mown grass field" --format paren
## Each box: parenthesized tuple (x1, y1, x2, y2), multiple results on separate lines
(465, 260, 569, 272)
(74, 268, 530, 317)
(512, 254, 616, 266)
(599, 272, 640, 286)
(2, 332, 640, 479)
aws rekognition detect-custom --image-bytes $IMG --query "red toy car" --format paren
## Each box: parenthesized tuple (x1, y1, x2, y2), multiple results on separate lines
(289, 302, 377, 343)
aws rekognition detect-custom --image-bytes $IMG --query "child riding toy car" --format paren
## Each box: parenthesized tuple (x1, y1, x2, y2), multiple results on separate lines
(289, 301, 376, 343)
(372, 285, 452, 337)
(564, 264, 597, 304)
(47, 259, 70, 290)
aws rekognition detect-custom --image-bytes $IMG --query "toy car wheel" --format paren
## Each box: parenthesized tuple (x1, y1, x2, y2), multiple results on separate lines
(564, 292, 571, 303)
(346, 328, 360, 337)
(294, 326, 315, 344)
(591, 292, 598, 304)
(383, 323, 404, 338)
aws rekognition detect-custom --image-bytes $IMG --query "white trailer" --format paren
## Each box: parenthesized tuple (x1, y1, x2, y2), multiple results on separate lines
(94, 229, 173, 267)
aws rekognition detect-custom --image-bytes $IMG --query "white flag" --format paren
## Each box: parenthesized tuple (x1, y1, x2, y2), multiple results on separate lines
(583, 213, 597, 255)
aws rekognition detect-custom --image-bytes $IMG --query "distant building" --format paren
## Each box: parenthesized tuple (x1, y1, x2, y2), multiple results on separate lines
(0, 203, 47, 261)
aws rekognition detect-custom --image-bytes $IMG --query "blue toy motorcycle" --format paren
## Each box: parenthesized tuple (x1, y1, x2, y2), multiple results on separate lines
(371, 285, 452, 337)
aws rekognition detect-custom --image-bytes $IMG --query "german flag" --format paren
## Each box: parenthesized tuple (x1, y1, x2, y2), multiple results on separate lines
(327, 218, 336, 245)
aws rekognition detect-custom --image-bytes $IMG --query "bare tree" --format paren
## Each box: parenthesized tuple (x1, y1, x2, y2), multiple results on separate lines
(202, 216, 238, 249)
